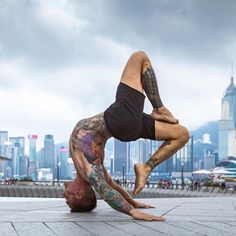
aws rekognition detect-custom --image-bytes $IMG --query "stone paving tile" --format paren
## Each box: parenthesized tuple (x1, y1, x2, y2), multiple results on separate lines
(0, 223, 17, 236)
(167, 221, 233, 236)
(13, 222, 55, 236)
(0, 197, 235, 236)
(194, 221, 236, 233)
(46, 222, 93, 236)
(107, 221, 166, 235)
(137, 221, 199, 235)
(76, 221, 129, 235)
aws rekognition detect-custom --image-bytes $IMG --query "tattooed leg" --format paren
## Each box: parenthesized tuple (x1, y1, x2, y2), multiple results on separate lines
(141, 63, 163, 108)
(141, 62, 178, 124)
(89, 164, 134, 215)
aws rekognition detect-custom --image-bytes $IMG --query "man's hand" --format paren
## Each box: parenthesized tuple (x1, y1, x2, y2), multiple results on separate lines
(130, 209, 166, 221)
(132, 200, 155, 209)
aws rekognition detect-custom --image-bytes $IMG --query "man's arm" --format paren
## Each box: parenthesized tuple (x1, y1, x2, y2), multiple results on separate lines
(103, 167, 154, 209)
(89, 164, 134, 214)
(89, 164, 164, 221)
(69, 136, 90, 182)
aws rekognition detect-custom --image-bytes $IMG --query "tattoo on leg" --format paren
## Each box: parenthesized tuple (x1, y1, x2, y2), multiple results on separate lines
(89, 164, 134, 215)
(146, 158, 159, 170)
(141, 65, 163, 108)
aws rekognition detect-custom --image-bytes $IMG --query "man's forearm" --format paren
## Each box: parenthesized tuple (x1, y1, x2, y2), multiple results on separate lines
(110, 182, 135, 206)
(89, 164, 134, 215)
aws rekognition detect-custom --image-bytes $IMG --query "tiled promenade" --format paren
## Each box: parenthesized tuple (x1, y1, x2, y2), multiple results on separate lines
(0, 196, 235, 236)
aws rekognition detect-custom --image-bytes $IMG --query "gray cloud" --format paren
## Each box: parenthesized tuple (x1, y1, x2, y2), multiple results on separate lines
(1, 0, 235, 70)
(73, 0, 236, 65)
(0, 0, 235, 146)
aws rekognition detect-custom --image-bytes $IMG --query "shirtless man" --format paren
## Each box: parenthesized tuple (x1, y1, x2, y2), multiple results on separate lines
(69, 51, 190, 221)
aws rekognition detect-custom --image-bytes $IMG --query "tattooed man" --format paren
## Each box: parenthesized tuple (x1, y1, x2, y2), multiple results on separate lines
(69, 51, 190, 221)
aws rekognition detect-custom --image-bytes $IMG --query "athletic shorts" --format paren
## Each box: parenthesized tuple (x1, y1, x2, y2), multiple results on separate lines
(104, 82, 155, 142)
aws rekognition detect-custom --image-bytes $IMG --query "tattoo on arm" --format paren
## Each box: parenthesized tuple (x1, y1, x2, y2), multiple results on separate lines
(103, 168, 135, 206)
(89, 164, 134, 215)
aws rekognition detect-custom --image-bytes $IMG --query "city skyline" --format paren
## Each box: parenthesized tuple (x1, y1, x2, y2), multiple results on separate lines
(1, 72, 235, 179)
(0, 1, 236, 148)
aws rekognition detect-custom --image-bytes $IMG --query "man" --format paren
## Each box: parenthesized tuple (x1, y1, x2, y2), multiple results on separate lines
(67, 51, 190, 221)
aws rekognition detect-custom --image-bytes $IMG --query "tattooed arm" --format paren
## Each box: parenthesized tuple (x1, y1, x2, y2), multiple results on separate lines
(69, 136, 90, 182)
(103, 167, 154, 209)
(88, 164, 164, 220)
(88, 164, 134, 215)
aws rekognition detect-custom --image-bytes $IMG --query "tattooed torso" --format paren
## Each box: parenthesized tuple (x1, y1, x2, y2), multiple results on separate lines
(71, 112, 112, 165)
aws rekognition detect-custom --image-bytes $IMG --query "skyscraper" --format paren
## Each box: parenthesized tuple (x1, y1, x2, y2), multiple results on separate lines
(28, 135, 38, 162)
(0, 131, 8, 177)
(9, 136, 25, 177)
(43, 135, 55, 171)
(0, 131, 8, 157)
(28, 135, 38, 179)
(58, 146, 68, 179)
(219, 75, 236, 160)
(114, 139, 128, 175)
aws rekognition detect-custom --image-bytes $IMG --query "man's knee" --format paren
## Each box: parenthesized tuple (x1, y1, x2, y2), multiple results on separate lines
(178, 126, 190, 145)
(130, 51, 149, 63)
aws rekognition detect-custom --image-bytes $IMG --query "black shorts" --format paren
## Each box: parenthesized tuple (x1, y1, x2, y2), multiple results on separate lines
(104, 82, 155, 142)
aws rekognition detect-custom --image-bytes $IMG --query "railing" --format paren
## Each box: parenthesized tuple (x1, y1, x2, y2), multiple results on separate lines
(1, 179, 235, 192)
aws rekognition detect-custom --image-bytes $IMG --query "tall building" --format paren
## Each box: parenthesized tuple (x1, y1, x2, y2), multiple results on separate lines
(113, 139, 128, 175)
(219, 75, 236, 160)
(0, 131, 8, 156)
(172, 135, 193, 173)
(28, 135, 38, 162)
(28, 135, 38, 180)
(43, 135, 55, 171)
(0, 131, 8, 177)
(58, 146, 68, 179)
(9, 136, 26, 177)
(204, 149, 216, 170)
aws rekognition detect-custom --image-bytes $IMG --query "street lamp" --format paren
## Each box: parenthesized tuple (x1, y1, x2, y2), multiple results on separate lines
(122, 162, 125, 185)
(57, 161, 61, 184)
(181, 161, 184, 190)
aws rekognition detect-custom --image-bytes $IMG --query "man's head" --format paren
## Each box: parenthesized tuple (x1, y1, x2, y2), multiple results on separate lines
(64, 174, 97, 212)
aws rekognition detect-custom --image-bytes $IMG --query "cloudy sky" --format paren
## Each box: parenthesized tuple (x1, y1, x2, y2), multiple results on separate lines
(0, 0, 235, 151)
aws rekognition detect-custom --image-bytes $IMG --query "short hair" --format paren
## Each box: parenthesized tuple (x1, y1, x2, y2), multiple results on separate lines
(64, 175, 97, 212)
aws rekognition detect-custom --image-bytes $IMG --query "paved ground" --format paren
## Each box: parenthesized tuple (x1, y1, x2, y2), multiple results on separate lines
(0, 196, 235, 236)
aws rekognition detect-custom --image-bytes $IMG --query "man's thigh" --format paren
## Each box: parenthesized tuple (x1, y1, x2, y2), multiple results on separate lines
(154, 120, 186, 140)
(120, 52, 147, 93)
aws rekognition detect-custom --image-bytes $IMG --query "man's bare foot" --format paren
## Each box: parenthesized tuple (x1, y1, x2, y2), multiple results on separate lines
(130, 209, 166, 221)
(151, 106, 178, 124)
(133, 164, 151, 195)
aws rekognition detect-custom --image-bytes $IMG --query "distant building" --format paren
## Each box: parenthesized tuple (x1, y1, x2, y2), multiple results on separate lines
(43, 135, 55, 172)
(219, 75, 236, 160)
(171, 135, 194, 177)
(204, 149, 216, 170)
(113, 139, 129, 175)
(0, 131, 8, 177)
(203, 133, 212, 144)
(0, 131, 8, 157)
(28, 135, 38, 162)
(58, 146, 68, 179)
(9, 136, 26, 177)
(28, 135, 38, 180)
(37, 168, 53, 181)
(67, 157, 76, 178)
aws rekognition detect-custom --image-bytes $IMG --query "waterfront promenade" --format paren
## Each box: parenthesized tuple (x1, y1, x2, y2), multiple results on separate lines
(0, 196, 235, 236)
